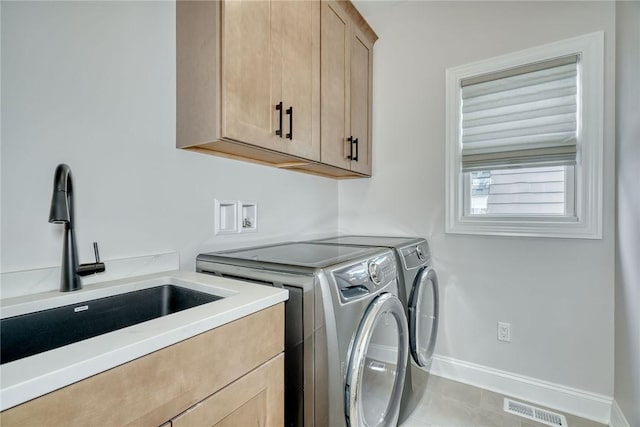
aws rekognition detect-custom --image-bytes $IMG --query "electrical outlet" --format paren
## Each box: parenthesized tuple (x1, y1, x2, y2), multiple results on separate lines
(498, 322, 511, 342)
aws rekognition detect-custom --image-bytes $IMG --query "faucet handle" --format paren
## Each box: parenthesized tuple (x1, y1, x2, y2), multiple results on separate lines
(93, 242, 101, 263)
(78, 242, 106, 277)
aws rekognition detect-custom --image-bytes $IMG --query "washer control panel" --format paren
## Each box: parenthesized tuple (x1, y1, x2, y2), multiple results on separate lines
(333, 252, 397, 301)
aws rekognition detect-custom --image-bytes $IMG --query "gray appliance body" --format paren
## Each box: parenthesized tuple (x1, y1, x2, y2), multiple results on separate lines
(196, 242, 409, 427)
(312, 236, 440, 423)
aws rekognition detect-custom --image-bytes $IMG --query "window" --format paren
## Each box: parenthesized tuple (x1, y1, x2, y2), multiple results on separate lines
(445, 32, 604, 238)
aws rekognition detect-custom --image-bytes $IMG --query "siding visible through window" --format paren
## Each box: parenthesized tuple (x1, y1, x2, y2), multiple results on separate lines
(470, 166, 567, 215)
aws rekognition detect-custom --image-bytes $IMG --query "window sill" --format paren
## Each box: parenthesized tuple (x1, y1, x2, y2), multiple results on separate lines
(445, 216, 602, 239)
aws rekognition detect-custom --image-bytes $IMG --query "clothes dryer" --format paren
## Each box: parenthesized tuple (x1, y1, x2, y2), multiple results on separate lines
(312, 236, 440, 423)
(196, 242, 409, 427)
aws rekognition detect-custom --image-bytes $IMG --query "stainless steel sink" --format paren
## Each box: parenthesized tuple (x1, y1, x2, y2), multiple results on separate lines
(0, 285, 223, 365)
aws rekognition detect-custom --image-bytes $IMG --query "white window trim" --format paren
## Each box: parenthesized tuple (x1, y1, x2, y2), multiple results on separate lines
(445, 31, 604, 239)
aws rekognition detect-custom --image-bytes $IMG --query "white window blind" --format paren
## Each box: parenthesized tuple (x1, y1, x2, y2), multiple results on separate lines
(461, 55, 579, 172)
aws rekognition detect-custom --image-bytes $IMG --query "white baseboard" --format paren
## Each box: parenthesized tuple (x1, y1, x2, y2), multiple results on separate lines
(430, 354, 612, 425)
(610, 400, 631, 427)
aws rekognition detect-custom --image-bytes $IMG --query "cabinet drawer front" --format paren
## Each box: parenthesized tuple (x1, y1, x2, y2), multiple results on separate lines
(172, 353, 284, 427)
(0, 304, 284, 427)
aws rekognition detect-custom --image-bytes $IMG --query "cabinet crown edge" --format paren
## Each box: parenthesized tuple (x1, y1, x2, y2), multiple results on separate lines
(332, 0, 378, 43)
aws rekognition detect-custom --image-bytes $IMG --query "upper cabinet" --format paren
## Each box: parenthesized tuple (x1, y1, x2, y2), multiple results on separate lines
(177, 0, 376, 178)
(320, 1, 376, 176)
(222, 0, 320, 160)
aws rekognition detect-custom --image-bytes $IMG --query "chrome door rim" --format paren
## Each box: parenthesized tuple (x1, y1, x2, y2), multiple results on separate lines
(345, 293, 409, 427)
(408, 267, 439, 367)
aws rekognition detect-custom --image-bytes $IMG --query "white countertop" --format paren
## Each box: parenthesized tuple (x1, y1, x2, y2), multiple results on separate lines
(0, 270, 288, 411)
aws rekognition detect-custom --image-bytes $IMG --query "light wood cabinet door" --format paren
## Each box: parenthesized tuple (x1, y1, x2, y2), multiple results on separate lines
(320, 1, 375, 175)
(222, 0, 319, 160)
(171, 354, 284, 427)
(221, 0, 285, 152)
(320, 1, 351, 170)
(349, 25, 373, 175)
(276, 1, 320, 161)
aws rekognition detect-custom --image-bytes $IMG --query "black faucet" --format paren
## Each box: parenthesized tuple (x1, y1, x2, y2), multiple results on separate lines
(48, 164, 105, 292)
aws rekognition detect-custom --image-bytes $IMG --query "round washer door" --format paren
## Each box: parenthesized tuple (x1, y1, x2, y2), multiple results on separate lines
(345, 293, 409, 427)
(408, 267, 439, 367)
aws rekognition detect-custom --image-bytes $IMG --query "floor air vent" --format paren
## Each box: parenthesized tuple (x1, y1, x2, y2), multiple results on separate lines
(503, 398, 568, 427)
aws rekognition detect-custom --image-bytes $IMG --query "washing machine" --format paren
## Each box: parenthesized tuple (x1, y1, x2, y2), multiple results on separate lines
(196, 242, 409, 427)
(311, 236, 439, 423)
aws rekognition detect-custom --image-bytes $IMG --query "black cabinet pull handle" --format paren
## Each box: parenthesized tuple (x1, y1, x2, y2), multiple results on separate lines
(353, 138, 359, 161)
(347, 136, 354, 160)
(286, 106, 293, 139)
(275, 102, 283, 137)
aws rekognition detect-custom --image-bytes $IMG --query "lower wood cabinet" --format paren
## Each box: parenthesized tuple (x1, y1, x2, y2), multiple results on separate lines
(0, 304, 284, 427)
(171, 354, 283, 427)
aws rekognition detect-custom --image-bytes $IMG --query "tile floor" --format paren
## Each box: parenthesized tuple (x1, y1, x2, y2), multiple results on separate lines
(399, 374, 607, 427)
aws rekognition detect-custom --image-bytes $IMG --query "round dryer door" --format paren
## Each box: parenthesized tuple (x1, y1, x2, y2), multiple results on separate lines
(345, 293, 409, 427)
(408, 267, 439, 367)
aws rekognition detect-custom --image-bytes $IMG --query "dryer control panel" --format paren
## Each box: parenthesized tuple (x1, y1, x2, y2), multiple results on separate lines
(400, 242, 431, 270)
(333, 253, 397, 302)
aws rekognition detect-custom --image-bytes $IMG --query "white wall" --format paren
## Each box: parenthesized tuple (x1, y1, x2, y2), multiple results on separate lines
(0, 1, 338, 275)
(1, 0, 622, 412)
(341, 1, 616, 396)
(614, 1, 640, 425)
